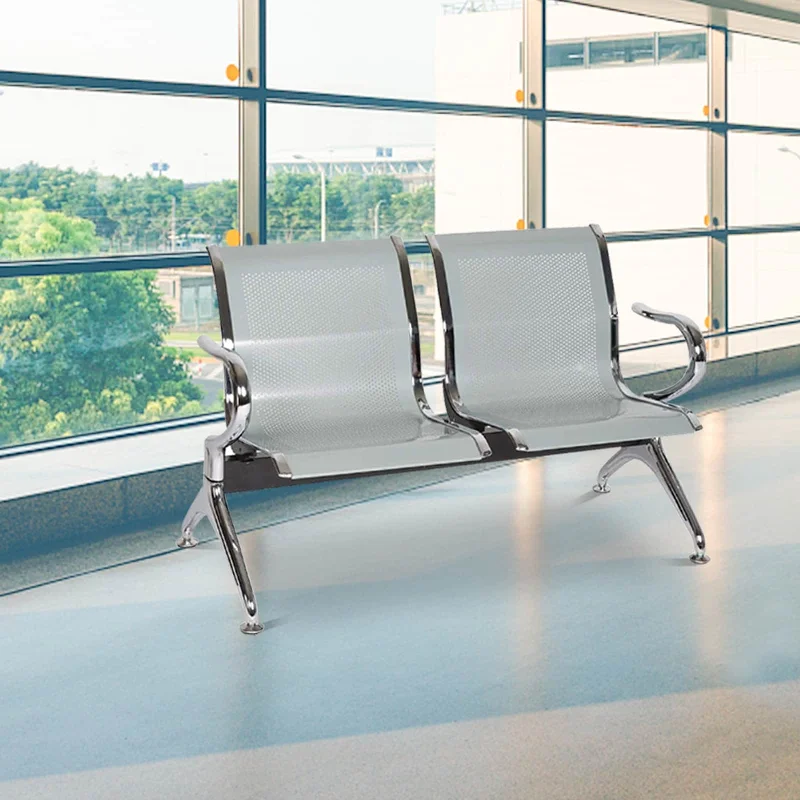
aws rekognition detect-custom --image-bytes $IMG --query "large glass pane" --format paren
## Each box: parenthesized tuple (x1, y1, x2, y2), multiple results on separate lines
(547, 2, 707, 120)
(267, 103, 523, 241)
(0, 88, 237, 260)
(546, 122, 707, 232)
(267, 0, 522, 105)
(0, 1, 238, 84)
(729, 33, 800, 128)
(729, 232, 800, 327)
(729, 133, 800, 227)
(608, 237, 709, 346)
(0, 266, 223, 449)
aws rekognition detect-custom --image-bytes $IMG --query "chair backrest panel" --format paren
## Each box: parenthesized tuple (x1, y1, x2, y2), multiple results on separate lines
(432, 227, 624, 425)
(211, 239, 423, 454)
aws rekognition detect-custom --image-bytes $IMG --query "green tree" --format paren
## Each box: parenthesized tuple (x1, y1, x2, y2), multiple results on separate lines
(0, 160, 436, 446)
(0, 271, 202, 444)
(266, 171, 435, 243)
(101, 174, 183, 253)
(182, 179, 237, 242)
(0, 197, 202, 445)
(326, 174, 402, 238)
(0, 197, 98, 258)
(388, 185, 435, 238)
(267, 172, 323, 243)
(0, 161, 435, 253)
(0, 163, 116, 240)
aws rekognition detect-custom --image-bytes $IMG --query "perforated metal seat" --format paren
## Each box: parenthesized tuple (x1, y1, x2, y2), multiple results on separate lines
(427, 225, 710, 576)
(177, 237, 491, 634)
(428, 226, 701, 453)
(214, 238, 489, 478)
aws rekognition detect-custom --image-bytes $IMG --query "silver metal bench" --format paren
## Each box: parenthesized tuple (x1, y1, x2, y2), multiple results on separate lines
(179, 226, 708, 634)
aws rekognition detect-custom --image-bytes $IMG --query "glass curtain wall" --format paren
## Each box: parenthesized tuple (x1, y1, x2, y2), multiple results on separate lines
(545, 3, 711, 345)
(0, 3, 239, 447)
(2, 0, 800, 450)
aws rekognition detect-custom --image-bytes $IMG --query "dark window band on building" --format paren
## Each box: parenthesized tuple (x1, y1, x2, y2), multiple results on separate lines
(547, 31, 710, 70)
(589, 36, 655, 66)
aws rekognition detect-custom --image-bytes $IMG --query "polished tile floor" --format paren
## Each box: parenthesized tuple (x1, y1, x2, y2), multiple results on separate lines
(2, 391, 800, 799)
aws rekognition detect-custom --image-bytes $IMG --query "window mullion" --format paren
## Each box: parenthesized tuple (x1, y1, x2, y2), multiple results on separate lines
(523, 0, 545, 230)
(708, 26, 729, 350)
(239, 0, 262, 245)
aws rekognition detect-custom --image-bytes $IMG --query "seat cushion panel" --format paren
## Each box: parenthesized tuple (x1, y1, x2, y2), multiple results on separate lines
(275, 428, 485, 479)
(465, 397, 698, 451)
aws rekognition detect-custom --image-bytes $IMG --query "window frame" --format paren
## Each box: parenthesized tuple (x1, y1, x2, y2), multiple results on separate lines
(1, 0, 800, 455)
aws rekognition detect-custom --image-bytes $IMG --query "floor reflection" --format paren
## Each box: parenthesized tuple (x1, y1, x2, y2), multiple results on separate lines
(3, 392, 800, 785)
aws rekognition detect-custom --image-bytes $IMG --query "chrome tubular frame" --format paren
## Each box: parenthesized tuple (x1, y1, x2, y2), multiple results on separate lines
(195, 334, 292, 482)
(178, 478, 264, 634)
(631, 302, 708, 402)
(589, 225, 704, 431)
(177, 334, 289, 635)
(593, 438, 709, 564)
(208, 245, 260, 459)
(426, 233, 529, 452)
(391, 235, 493, 458)
(196, 335, 253, 483)
(427, 225, 710, 565)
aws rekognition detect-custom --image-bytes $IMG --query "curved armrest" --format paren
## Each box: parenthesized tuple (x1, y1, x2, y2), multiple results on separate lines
(631, 303, 707, 403)
(198, 335, 252, 481)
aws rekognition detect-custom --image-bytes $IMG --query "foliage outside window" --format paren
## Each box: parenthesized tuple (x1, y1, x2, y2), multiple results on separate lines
(0, 270, 204, 446)
(0, 159, 436, 447)
(0, 165, 237, 259)
(266, 173, 434, 243)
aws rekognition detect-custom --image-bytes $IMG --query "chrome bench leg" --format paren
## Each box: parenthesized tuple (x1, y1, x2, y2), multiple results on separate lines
(593, 447, 639, 494)
(177, 487, 205, 548)
(593, 438, 709, 564)
(206, 481, 264, 635)
(177, 478, 264, 634)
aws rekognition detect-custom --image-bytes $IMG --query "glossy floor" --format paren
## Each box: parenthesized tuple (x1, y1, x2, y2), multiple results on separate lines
(2, 390, 800, 799)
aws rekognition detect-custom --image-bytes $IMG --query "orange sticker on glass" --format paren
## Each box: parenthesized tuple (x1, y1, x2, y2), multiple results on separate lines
(225, 64, 240, 82)
(516, 219, 526, 230)
(224, 229, 241, 246)
(515, 89, 524, 103)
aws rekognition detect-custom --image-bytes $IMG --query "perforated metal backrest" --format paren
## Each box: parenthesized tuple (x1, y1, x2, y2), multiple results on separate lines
(430, 227, 625, 423)
(209, 239, 425, 454)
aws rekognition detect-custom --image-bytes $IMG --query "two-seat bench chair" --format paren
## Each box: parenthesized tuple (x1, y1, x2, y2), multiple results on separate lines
(178, 225, 709, 634)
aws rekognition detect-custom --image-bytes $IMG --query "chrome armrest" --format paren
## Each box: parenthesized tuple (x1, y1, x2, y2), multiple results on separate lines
(416, 397, 493, 459)
(631, 303, 707, 403)
(198, 335, 252, 482)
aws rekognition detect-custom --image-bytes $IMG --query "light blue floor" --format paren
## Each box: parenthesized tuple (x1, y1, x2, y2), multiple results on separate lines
(3, 391, 800, 799)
